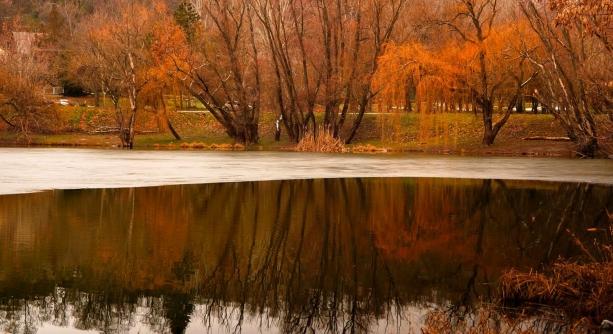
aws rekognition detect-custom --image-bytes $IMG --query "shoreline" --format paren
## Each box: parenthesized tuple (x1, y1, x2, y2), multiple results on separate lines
(3, 113, 609, 159)
(0, 134, 591, 159)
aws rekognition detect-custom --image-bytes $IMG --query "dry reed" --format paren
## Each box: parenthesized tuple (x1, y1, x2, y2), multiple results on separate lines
(294, 130, 346, 153)
(423, 220, 613, 333)
(500, 222, 613, 326)
(351, 144, 388, 153)
(421, 307, 591, 334)
(500, 261, 613, 325)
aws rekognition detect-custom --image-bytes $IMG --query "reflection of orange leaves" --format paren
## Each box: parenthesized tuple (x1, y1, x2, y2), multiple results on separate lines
(96, 246, 115, 264)
(369, 179, 477, 263)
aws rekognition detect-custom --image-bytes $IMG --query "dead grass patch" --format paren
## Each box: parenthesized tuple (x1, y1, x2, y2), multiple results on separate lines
(351, 144, 388, 153)
(500, 261, 613, 325)
(295, 130, 346, 153)
(422, 307, 590, 334)
(500, 223, 613, 327)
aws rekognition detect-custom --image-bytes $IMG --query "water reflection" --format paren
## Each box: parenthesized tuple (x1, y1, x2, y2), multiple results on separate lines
(0, 178, 611, 333)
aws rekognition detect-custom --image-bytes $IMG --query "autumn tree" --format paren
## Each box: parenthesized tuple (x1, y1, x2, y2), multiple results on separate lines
(145, 9, 185, 140)
(548, 0, 613, 52)
(373, 43, 461, 115)
(428, 0, 538, 145)
(0, 27, 57, 141)
(251, 0, 320, 142)
(520, 0, 612, 156)
(374, 4, 539, 146)
(252, 0, 405, 144)
(161, 0, 262, 145)
(173, 1, 200, 43)
(74, 0, 164, 148)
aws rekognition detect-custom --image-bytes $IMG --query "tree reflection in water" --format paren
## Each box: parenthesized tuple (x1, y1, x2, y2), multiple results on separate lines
(0, 178, 611, 333)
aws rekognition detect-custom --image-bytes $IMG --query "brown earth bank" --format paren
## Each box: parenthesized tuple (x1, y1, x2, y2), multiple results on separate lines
(1, 100, 611, 158)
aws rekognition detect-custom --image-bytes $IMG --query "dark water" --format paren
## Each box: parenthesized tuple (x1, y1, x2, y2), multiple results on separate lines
(0, 178, 611, 333)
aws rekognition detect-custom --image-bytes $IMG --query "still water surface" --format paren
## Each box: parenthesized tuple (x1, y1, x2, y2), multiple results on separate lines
(1, 178, 612, 333)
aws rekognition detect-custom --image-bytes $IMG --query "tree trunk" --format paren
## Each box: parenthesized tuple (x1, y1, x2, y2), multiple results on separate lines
(126, 53, 138, 149)
(111, 97, 130, 149)
(127, 105, 136, 149)
(481, 97, 516, 146)
(530, 96, 538, 114)
(576, 135, 598, 158)
(516, 95, 524, 113)
(345, 90, 369, 144)
(274, 115, 282, 141)
(405, 81, 412, 112)
(234, 121, 259, 145)
(166, 118, 181, 141)
(481, 101, 495, 145)
(482, 125, 496, 145)
(159, 94, 181, 140)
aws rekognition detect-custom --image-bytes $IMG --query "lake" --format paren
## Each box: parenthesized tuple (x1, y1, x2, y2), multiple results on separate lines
(0, 149, 612, 333)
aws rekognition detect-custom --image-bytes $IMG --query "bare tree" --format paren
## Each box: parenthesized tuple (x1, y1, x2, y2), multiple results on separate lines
(74, 0, 159, 148)
(253, 0, 405, 143)
(167, 0, 262, 144)
(345, 0, 407, 144)
(519, 0, 612, 157)
(252, 0, 320, 142)
(0, 29, 57, 142)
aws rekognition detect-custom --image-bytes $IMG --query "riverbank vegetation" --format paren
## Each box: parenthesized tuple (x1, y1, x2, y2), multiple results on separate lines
(422, 217, 613, 333)
(0, 107, 592, 156)
(0, 0, 611, 156)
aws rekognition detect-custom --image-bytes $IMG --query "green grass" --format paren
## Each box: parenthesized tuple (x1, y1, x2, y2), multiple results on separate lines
(0, 106, 589, 157)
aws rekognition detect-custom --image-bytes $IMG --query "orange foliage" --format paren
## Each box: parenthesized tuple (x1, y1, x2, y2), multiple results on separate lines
(373, 42, 461, 113)
(368, 179, 478, 264)
(374, 19, 536, 114)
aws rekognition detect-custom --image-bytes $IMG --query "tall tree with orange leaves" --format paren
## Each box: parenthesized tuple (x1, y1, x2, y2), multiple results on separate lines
(374, 11, 539, 144)
(431, 0, 539, 145)
(73, 0, 166, 148)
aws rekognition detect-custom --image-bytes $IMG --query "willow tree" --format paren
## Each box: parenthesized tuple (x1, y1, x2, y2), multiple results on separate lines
(373, 43, 462, 114)
(374, 15, 539, 145)
(424, 0, 538, 145)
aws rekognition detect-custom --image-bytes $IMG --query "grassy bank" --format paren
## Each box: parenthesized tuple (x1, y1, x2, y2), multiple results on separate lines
(1, 104, 610, 157)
